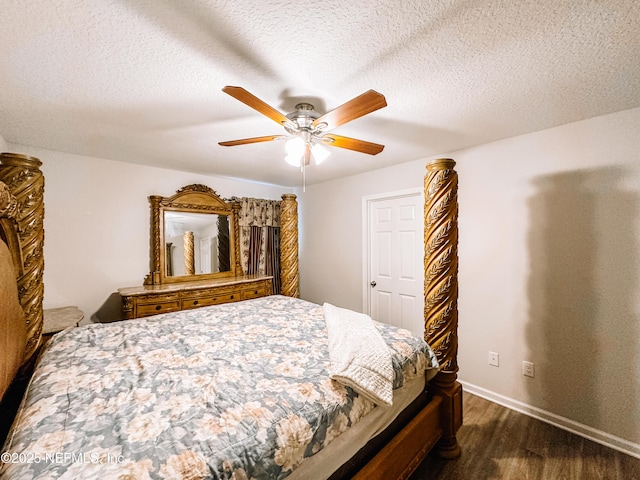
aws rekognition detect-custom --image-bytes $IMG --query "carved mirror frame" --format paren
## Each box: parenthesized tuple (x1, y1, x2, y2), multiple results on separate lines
(146, 184, 241, 285)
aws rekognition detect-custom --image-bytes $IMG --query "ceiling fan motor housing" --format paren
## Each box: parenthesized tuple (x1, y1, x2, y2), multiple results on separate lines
(285, 103, 324, 135)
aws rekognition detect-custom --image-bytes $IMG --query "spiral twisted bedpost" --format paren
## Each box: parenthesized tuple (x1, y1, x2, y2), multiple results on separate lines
(280, 194, 299, 298)
(232, 201, 242, 275)
(424, 158, 462, 458)
(0, 182, 21, 275)
(0, 153, 45, 362)
(147, 196, 163, 284)
(183, 231, 195, 275)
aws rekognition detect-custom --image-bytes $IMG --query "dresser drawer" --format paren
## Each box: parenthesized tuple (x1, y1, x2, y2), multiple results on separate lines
(182, 285, 236, 299)
(241, 285, 270, 300)
(136, 301, 181, 317)
(181, 292, 239, 310)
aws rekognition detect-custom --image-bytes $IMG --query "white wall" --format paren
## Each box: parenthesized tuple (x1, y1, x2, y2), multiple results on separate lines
(298, 159, 427, 310)
(0, 133, 7, 152)
(454, 107, 640, 451)
(5, 144, 293, 323)
(299, 107, 640, 451)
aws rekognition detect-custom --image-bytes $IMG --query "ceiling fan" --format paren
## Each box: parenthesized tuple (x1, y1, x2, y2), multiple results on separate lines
(218, 86, 387, 167)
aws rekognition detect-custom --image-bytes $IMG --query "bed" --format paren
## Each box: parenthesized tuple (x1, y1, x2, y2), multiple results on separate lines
(0, 153, 462, 479)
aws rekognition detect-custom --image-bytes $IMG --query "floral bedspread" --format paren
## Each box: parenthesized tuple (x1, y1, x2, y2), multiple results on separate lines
(1, 295, 438, 480)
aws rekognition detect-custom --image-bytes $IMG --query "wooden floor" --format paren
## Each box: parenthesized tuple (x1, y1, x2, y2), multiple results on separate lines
(410, 391, 640, 480)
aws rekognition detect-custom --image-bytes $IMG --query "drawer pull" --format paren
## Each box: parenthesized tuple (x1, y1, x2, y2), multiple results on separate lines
(230, 295, 234, 299)
(155, 305, 161, 310)
(193, 300, 199, 305)
(254, 290, 258, 294)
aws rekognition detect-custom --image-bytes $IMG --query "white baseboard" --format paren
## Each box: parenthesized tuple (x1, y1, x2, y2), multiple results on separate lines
(459, 380, 640, 460)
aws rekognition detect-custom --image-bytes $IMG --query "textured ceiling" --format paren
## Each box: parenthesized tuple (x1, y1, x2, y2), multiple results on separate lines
(1, 0, 639, 187)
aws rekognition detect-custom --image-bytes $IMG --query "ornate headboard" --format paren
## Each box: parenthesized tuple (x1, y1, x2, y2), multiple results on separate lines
(0, 153, 45, 365)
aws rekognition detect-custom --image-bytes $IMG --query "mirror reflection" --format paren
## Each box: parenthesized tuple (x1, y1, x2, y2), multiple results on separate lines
(164, 211, 231, 276)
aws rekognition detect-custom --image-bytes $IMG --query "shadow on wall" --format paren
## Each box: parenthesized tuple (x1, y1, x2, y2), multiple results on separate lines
(91, 292, 126, 323)
(527, 167, 638, 439)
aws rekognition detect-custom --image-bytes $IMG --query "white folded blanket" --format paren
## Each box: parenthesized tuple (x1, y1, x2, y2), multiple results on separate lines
(323, 303, 393, 407)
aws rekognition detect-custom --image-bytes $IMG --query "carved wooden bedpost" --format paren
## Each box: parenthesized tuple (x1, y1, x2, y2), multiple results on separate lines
(0, 182, 21, 275)
(424, 158, 463, 459)
(231, 201, 242, 275)
(147, 195, 162, 285)
(183, 231, 195, 275)
(0, 153, 45, 362)
(280, 194, 299, 297)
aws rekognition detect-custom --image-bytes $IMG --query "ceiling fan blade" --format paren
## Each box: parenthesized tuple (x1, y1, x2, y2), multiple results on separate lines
(222, 86, 292, 127)
(321, 134, 385, 155)
(218, 135, 286, 146)
(311, 90, 387, 131)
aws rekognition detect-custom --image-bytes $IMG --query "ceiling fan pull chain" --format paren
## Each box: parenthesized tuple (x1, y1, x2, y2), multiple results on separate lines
(302, 160, 306, 192)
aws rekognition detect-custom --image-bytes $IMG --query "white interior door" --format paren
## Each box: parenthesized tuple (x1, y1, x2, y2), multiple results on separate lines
(364, 191, 424, 337)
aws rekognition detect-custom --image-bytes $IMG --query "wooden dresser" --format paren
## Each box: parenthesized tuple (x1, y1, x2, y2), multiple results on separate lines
(118, 274, 272, 320)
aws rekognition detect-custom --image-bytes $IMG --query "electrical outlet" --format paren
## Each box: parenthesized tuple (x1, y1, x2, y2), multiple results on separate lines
(488, 351, 499, 367)
(523, 361, 535, 378)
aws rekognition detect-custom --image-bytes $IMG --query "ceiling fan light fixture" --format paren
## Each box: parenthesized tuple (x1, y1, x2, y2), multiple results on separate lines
(284, 136, 330, 167)
(311, 143, 330, 164)
(285, 136, 305, 155)
(284, 136, 303, 167)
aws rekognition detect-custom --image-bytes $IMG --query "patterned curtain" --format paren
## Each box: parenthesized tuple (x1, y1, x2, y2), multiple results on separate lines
(247, 226, 262, 274)
(265, 226, 281, 294)
(217, 215, 230, 272)
(231, 197, 281, 294)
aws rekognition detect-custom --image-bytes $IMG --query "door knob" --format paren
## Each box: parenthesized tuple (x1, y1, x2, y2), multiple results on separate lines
(370, 281, 377, 287)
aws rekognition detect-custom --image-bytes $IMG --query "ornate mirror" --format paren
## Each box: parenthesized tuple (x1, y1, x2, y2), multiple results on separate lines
(146, 184, 241, 285)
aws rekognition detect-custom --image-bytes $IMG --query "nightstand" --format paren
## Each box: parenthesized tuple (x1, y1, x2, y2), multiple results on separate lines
(43, 306, 84, 341)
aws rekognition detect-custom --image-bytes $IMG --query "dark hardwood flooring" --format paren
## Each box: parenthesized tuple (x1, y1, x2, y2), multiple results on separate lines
(410, 391, 640, 480)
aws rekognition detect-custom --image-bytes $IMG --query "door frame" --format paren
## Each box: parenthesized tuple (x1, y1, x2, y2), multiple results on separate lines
(361, 188, 424, 315)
